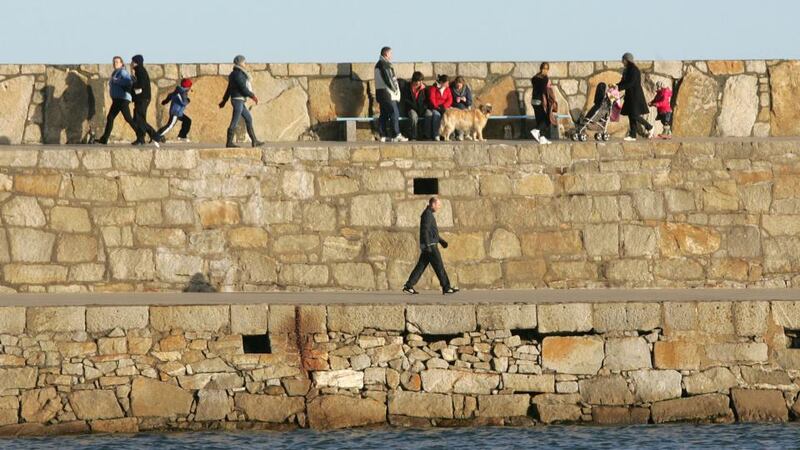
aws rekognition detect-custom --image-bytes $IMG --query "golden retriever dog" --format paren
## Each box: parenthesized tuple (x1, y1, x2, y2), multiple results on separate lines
(440, 104, 493, 141)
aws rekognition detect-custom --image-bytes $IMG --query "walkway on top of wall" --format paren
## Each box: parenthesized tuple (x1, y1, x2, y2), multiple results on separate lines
(0, 136, 799, 150)
(1, 288, 800, 307)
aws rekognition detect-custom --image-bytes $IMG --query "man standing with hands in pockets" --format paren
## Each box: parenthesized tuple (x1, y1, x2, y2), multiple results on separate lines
(403, 197, 459, 295)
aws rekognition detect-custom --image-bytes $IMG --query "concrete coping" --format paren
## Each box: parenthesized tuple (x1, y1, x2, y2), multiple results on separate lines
(2, 288, 800, 307)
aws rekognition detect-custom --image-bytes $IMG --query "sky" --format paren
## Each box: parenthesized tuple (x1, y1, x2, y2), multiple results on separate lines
(1, 0, 797, 64)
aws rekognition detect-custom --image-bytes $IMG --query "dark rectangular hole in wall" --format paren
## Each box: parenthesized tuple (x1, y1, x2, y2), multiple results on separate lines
(243, 334, 271, 354)
(785, 329, 800, 349)
(511, 329, 540, 342)
(413, 178, 439, 195)
(419, 333, 462, 344)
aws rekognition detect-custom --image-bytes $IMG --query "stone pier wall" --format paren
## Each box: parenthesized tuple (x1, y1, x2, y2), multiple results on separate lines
(0, 59, 798, 144)
(0, 140, 799, 292)
(0, 299, 799, 435)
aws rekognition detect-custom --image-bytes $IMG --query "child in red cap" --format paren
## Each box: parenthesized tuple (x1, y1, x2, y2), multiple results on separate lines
(155, 78, 193, 143)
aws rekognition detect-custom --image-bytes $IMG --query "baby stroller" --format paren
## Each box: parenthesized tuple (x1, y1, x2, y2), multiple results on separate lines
(570, 82, 621, 142)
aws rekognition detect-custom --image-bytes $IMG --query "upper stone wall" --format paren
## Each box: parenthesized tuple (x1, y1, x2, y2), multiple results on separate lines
(0, 139, 795, 292)
(0, 60, 797, 144)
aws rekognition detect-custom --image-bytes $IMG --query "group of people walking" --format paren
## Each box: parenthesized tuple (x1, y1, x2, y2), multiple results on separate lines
(95, 54, 263, 148)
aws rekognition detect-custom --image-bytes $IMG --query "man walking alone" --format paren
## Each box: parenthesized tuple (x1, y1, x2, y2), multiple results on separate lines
(403, 197, 459, 295)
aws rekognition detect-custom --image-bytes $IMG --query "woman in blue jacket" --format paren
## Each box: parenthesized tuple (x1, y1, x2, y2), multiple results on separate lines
(96, 56, 138, 145)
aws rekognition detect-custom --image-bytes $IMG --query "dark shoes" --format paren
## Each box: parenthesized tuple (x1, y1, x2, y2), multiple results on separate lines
(131, 140, 145, 146)
(402, 286, 418, 295)
(443, 287, 460, 295)
(252, 140, 265, 147)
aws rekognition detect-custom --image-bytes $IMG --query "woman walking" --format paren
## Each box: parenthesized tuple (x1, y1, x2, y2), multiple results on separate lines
(219, 55, 264, 148)
(616, 52, 653, 141)
(96, 56, 138, 145)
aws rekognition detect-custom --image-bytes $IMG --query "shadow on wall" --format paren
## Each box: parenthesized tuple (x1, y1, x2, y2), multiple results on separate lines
(0, 137, 10, 145)
(183, 273, 217, 293)
(44, 70, 96, 144)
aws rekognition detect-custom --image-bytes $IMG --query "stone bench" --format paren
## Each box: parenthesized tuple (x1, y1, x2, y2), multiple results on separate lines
(335, 114, 571, 142)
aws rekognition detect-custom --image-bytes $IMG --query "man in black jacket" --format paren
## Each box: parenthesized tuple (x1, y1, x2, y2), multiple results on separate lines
(400, 71, 429, 140)
(403, 197, 459, 295)
(616, 52, 653, 141)
(130, 55, 159, 147)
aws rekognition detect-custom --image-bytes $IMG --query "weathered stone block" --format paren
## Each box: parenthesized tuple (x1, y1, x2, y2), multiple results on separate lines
(477, 394, 530, 418)
(150, 305, 230, 332)
(651, 394, 733, 423)
(131, 377, 193, 418)
(654, 341, 700, 370)
(629, 369, 682, 403)
(502, 373, 555, 393)
(327, 305, 405, 334)
(234, 393, 305, 423)
(731, 389, 788, 422)
(0, 367, 37, 391)
(421, 369, 500, 395)
(194, 389, 231, 422)
(0, 307, 25, 334)
(684, 367, 738, 395)
(592, 406, 650, 425)
(86, 306, 148, 332)
(27, 306, 85, 332)
(230, 304, 269, 335)
(537, 303, 592, 333)
(476, 305, 536, 330)
(542, 336, 604, 375)
(389, 391, 453, 419)
(69, 390, 123, 420)
(407, 305, 476, 334)
(580, 375, 634, 406)
(604, 337, 651, 371)
(308, 395, 386, 429)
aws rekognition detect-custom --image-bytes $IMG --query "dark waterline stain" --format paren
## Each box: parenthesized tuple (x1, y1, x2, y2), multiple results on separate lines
(3, 424, 800, 450)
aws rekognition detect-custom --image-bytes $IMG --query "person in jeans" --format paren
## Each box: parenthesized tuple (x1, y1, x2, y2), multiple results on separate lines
(219, 55, 264, 148)
(374, 46, 407, 142)
(96, 56, 137, 145)
(130, 54, 159, 146)
(403, 197, 459, 295)
(428, 74, 453, 140)
(401, 71, 429, 140)
(616, 52, 653, 141)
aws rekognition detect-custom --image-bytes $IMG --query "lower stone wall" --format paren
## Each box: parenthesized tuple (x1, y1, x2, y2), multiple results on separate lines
(1, 299, 800, 435)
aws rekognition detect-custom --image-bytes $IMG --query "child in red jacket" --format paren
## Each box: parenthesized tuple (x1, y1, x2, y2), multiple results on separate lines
(649, 81, 673, 138)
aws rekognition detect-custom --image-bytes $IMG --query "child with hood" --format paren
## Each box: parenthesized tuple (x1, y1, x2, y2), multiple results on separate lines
(649, 81, 673, 138)
(156, 78, 193, 142)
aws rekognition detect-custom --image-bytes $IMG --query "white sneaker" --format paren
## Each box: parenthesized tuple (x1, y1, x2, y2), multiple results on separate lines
(624, 136, 637, 142)
(153, 140, 160, 149)
(434, 136, 441, 142)
(539, 136, 552, 145)
(392, 134, 409, 142)
(379, 137, 387, 143)
(531, 129, 541, 143)
(647, 128, 655, 139)
(178, 137, 191, 143)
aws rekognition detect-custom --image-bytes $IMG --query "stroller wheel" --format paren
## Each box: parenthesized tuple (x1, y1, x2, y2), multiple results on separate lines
(602, 133, 610, 141)
(594, 133, 601, 141)
(579, 134, 588, 142)
(571, 133, 579, 142)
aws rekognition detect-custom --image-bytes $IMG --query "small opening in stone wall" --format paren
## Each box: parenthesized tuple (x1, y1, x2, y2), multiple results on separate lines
(418, 333, 462, 344)
(413, 178, 439, 195)
(243, 334, 271, 354)
(785, 329, 800, 349)
(511, 329, 540, 342)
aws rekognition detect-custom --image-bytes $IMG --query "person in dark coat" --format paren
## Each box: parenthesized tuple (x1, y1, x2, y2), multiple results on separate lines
(616, 52, 653, 141)
(403, 197, 459, 295)
(130, 55, 160, 146)
(530, 62, 554, 144)
(400, 71, 430, 140)
(219, 55, 264, 148)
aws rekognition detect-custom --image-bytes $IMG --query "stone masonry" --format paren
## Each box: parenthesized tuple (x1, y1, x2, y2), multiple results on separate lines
(0, 140, 797, 292)
(1, 299, 800, 435)
(0, 59, 795, 144)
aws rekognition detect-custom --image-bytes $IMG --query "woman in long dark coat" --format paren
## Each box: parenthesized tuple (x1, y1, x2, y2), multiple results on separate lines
(617, 53, 653, 141)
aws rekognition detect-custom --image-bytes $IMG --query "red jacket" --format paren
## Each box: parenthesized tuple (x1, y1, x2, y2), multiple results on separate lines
(428, 84, 453, 110)
(650, 88, 672, 114)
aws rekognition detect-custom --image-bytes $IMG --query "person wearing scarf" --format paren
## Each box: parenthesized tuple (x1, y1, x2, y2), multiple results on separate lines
(219, 55, 264, 147)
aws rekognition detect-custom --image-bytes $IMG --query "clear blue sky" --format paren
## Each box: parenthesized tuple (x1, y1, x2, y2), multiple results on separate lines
(2, 0, 796, 63)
